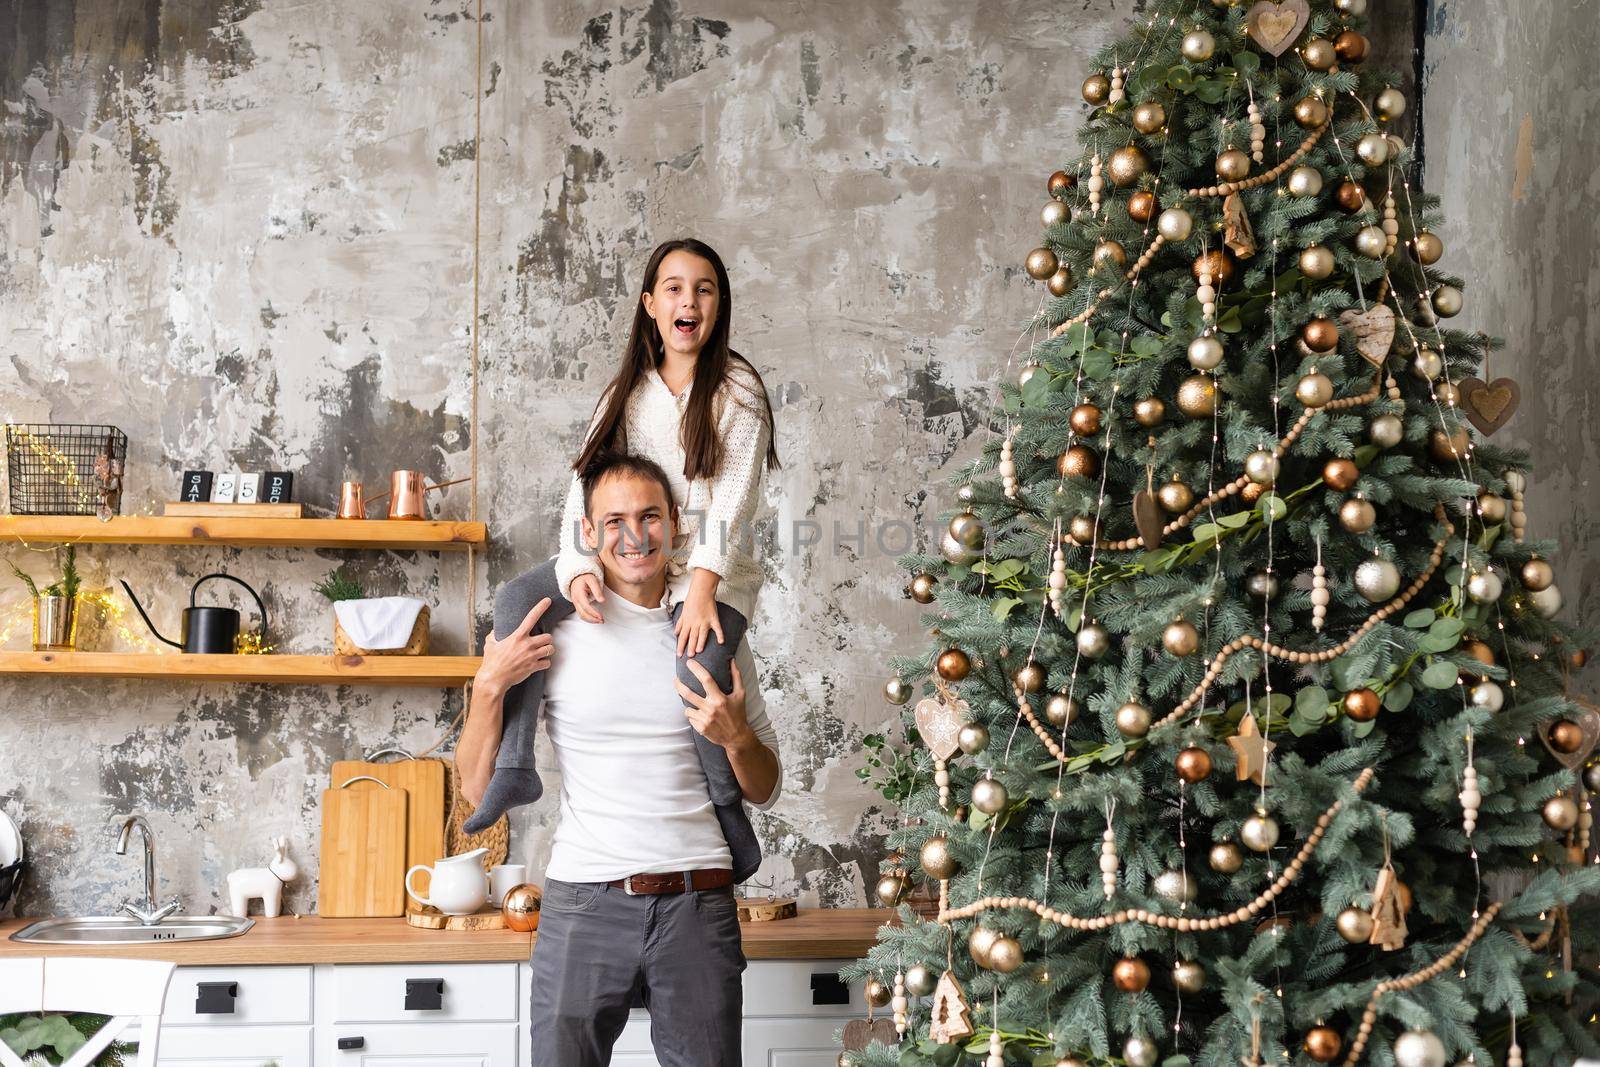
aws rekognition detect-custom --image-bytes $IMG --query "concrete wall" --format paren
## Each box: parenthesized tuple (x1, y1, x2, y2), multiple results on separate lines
(0, 0, 1567, 922)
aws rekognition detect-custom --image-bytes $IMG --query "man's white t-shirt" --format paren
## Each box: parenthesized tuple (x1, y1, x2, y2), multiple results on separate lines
(542, 588, 782, 883)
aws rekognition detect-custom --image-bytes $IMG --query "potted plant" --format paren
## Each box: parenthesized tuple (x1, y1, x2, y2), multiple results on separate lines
(10, 545, 82, 651)
(314, 568, 430, 656)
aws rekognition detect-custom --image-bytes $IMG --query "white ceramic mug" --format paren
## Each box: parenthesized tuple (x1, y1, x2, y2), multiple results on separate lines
(489, 863, 527, 906)
(405, 848, 489, 915)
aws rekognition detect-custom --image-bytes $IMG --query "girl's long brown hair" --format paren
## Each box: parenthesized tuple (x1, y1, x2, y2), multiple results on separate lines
(573, 238, 780, 482)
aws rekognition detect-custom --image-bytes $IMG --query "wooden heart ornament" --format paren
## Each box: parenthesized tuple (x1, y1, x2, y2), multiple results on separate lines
(1542, 699, 1600, 771)
(914, 696, 967, 761)
(841, 1018, 900, 1051)
(1338, 305, 1397, 368)
(1246, 0, 1310, 56)
(1457, 376, 1521, 435)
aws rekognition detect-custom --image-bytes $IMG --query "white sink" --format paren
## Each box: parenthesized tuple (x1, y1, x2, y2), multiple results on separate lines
(9, 915, 254, 944)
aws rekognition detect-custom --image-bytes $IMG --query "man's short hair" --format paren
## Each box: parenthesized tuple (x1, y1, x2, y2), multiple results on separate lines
(580, 452, 676, 517)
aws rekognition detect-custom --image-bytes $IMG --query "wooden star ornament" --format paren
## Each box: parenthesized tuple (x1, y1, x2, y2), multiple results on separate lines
(1228, 711, 1276, 785)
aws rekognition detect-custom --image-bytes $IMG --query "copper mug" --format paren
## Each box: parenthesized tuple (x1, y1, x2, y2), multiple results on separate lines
(338, 481, 368, 520)
(339, 473, 471, 520)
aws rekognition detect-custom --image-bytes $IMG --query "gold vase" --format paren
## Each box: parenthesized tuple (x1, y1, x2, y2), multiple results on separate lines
(33, 594, 78, 651)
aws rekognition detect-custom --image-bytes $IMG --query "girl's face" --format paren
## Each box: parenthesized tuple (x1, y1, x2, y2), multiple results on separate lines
(641, 250, 720, 360)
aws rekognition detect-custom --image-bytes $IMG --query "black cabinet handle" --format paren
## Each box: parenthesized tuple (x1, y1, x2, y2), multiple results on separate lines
(404, 977, 446, 1011)
(337, 1036, 365, 1050)
(194, 981, 238, 1015)
(810, 972, 849, 1005)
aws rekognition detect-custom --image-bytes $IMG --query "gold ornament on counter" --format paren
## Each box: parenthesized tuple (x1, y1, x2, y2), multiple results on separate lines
(501, 883, 543, 932)
(1247, 0, 1311, 56)
(1108, 145, 1149, 188)
(1177, 375, 1218, 418)
(1132, 101, 1166, 134)
(1026, 247, 1059, 280)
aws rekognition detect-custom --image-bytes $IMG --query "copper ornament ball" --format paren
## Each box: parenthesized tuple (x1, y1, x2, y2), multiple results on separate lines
(1302, 38, 1338, 71)
(1430, 426, 1471, 463)
(1460, 639, 1495, 675)
(1127, 189, 1157, 223)
(1108, 145, 1150, 188)
(1177, 375, 1218, 418)
(1134, 396, 1167, 427)
(864, 977, 892, 1007)
(1339, 497, 1377, 534)
(1070, 403, 1104, 437)
(1522, 558, 1555, 592)
(936, 648, 971, 681)
(1047, 267, 1075, 297)
(1157, 478, 1194, 514)
(1026, 247, 1060, 280)
(1058, 444, 1101, 479)
(502, 883, 543, 932)
(1334, 30, 1370, 62)
(1323, 458, 1360, 491)
(1343, 688, 1381, 722)
(1215, 149, 1252, 182)
(1111, 956, 1151, 993)
(1094, 239, 1128, 272)
(1336, 180, 1368, 213)
(1549, 720, 1586, 755)
(1048, 170, 1076, 199)
(1302, 317, 1340, 353)
(1572, 649, 1590, 670)
(1293, 96, 1330, 129)
(1082, 74, 1111, 105)
(1241, 481, 1266, 504)
(1191, 248, 1236, 288)
(1304, 1025, 1344, 1063)
(1132, 101, 1166, 134)
(1176, 746, 1213, 783)
(908, 573, 937, 604)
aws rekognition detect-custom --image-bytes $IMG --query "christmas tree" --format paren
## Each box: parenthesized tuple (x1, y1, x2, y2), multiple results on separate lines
(847, 2, 1600, 1066)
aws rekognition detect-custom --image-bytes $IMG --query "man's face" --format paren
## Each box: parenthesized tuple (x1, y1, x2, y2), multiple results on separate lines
(581, 471, 675, 589)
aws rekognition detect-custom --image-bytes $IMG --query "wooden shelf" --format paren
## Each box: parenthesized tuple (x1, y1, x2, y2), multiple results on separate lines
(0, 652, 480, 686)
(0, 515, 486, 552)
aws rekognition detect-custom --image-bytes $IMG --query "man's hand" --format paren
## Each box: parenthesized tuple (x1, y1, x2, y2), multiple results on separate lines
(676, 660, 752, 750)
(477, 598, 556, 696)
(569, 573, 605, 624)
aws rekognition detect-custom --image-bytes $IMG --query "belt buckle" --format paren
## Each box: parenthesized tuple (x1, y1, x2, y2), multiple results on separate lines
(623, 875, 638, 896)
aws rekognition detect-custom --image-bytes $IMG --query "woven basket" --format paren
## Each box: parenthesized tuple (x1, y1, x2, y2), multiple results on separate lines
(334, 604, 430, 656)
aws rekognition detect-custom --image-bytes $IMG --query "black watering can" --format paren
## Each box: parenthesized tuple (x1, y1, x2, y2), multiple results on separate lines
(120, 573, 268, 655)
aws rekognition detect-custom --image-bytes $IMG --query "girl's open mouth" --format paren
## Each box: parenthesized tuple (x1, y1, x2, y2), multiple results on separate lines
(673, 317, 699, 336)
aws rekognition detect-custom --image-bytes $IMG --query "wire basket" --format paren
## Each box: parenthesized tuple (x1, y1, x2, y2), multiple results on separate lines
(4, 423, 127, 517)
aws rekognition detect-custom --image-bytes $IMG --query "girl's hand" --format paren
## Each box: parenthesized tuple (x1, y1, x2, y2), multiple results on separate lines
(477, 599, 555, 695)
(675, 589, 723, 656)
(569, 573, 606, 623)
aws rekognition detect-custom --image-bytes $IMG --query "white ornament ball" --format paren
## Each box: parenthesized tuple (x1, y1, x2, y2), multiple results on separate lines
(971, 777, 1009, 815)
(1465, 569, 1503, 604)
(1077, 622, 1111, 659)
(1124, 1035, 1160, 1067)
(1287, 165, 1324, 198)
(905, 963, 937, 996)
(1355, 558, 1401, 603)
(1370, 414, 1404, 448)
(1531, 584, 1564, 618)
(1158, 208, 1195, 242)
(1433, 285, 1464, 317)
(1241, 812, 1281, 852)
(1181, 28, 1216, 62)
(1188, 335, 1225, 370)
(1392, 1030, 1447, 1067)
(1469, 680, 1504, 714)
(1153, 868, 1196, 903)
(1357, 132, 1391, 167)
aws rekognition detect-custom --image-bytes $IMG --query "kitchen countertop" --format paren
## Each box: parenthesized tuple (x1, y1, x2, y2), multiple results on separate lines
(0, 909, 896, 964)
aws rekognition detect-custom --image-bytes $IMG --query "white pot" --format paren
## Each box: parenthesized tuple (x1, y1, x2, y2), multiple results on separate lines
(406, 848, 489, 915)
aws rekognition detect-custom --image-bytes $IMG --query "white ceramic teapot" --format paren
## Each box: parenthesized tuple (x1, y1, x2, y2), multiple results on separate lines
(406, 848, 489, 915)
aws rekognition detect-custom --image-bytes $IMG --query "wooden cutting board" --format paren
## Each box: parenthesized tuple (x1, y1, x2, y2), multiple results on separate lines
(331, 756, 447, 912)
(318, 779, 409, 917)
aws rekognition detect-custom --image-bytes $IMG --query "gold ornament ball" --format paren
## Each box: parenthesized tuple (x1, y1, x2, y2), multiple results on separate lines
(1041, 200, 1070, 228)
(1241, 812, 1280, 852)
(502, 883, 543, 932)
(1215, 149, 1251, 182)
(1543, 795, 1580, 832)
(1303, 317, 1340, 352)
(1356, 132, 1390, 167)
(1058, 444, 1100, 479)
(1013, 661, 1047, 694)
(971, 777, 1009, 815)
(1246, 570, 1280, 599)
(1300, 245, 1336, 280)
(1294, 96, 1330, 128)
(1047, 266, 1075, 297)
(1522, 559, 1555, 592)
(1209, 841, 1244, 873)
(1343, 687, 1381, 722)
(1093, 239, 1128, 272)
(1460, 639, 1496, 677)
(958, 722, 991, 756)
(1132, 101, 1166, 134)
(1069, 514, 1099, 543)
(1108, 145, 1150, 188)
(1026, 246, 1060, 280)
(1163, 617, 1200, 657)
(1172, 959, 1206, 994)
(1302, 38, 1338, 71)
(942, 532, 979, 565)
(1112, 956, 1151, 993)
(1191, 248, 1237, 288)
(1055, 1060, 1089, 1067)
(1339, 497, 1377, 534)
(1335, 0, 1368, 12)
(1323, 458, 1360, 491)
(1188, 334, 1225, 371)
(1176, 746, 1213, 783)
(1048, 170, 1076, 199)
(1181, 28, 1217, 62)
(1046, 692, 1081, 727)
(920, 835, 958, 880)
(905, 963, 937, 996)
(1070, 403, 1103, 436)
(1355, 224, 1389, 260)
(1376, 87, 1408, 120)
(1336, 180, 1368, 213)
(1127, 189, 1157, 223)
(1335, 30, 1370, 62)
(1158, 478, 1194, 514)
(1177, 375, 1218, 418)
(936, 648, 971, 681)
(908, 573, 937, 603)
(1370, 414, 1404, 449)
(1430, 426, 1471, 462)
(949, 508, 984, 548)
(1477, 492, 1507, 522)
(1336, 906, 1375, 943)
(1355, 558, 1401, 602)
(1241, 481, 1266, 504)
(987, 935, 1024, 974)
(1134, 396, 1166, 427)
(1304, 1025, 1345, 1063)
(1411, 231, 1444, 265)
(1082, 74, 1111, 105)
(1549, 720, 1586, 755)
(1124, 1035, 1160, 1067)
(1296, 371, 1335, 407)
(1153, 869, 1196, 904)
(864, 978, 892, 1007)
(1432, 285, 1464, 317)
(875, 871, 908, 907)
(1115, 701, 1152, 738)
(884, 677, 913, 706)
(1288, 165, 1324, 199)
(1157, 207, 1194, 242)
(1244, 449, 1279, 486)
(968, 924, 998, 966)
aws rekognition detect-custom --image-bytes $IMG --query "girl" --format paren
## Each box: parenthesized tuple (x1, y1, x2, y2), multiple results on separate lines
(464, 238, 779, 836)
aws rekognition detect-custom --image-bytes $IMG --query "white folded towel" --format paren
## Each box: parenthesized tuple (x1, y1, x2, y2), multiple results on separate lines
(333, 597, 426, 650)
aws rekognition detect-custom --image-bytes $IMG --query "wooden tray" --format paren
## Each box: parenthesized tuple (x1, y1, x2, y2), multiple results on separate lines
(405, 906, 506, 931)
(737, 896, 797, 922)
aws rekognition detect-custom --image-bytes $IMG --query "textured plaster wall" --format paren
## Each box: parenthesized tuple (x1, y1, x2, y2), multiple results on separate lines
(0, 0, 1457, 920)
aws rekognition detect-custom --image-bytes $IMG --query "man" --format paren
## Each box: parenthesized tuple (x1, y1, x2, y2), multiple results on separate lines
(458, 451, 781, 1067)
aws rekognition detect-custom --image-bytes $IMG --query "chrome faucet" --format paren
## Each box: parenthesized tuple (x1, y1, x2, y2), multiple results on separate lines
(115, 815, 181, 925)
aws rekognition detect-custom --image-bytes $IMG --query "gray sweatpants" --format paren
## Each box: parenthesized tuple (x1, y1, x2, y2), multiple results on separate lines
(529, 877, 746, 1066)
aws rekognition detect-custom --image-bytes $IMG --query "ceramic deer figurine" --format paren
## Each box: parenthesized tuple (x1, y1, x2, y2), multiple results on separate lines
(225, 836, 298, 918)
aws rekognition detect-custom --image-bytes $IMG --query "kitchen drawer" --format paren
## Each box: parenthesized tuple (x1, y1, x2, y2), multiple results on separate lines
(744, 1017, 851, 1066)
(155, 1024, 313, 1066)
(743, 960, 862, 1018)
(327, 962, 519, 1024)
(322, 1022, 517, 1065)
(163, 965, 313, 1026)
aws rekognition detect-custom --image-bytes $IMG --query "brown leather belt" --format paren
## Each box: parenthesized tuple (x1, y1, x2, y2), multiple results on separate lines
(606, 868, 734, 895)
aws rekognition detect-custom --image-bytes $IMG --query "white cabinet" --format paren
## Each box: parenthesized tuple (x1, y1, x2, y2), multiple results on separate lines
(321, 1023, 518, 1065)
(157, 1025, 314, 1067)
